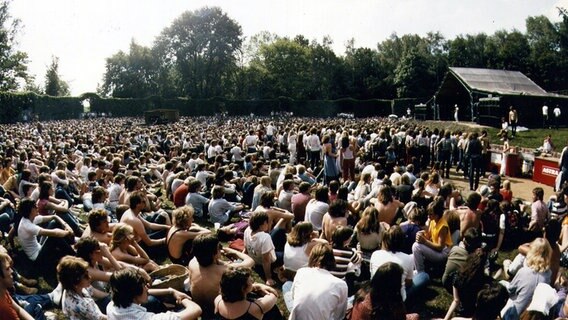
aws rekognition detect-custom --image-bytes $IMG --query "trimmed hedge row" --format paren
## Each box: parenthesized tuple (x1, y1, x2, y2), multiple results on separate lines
(0, 92, 403, 123)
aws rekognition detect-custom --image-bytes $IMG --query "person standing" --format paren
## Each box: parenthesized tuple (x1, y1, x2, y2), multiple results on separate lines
(454, 105, 459, 122)
(465, 132, 483, 191)
(560, 140, 568, 190)
(508, 106, 518, 138)
(554, 105, 561, 130)
(542, 104, 549, 128)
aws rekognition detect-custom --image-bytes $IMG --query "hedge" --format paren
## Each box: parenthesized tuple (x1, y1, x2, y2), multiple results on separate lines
(0, 92, 410, 123)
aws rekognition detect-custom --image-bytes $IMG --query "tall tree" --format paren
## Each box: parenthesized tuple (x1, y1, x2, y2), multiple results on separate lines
(525, 15, 563, 90)
(394, 49, 435, 98)
(0, 0, 29, 90)
(255, 37, 311, 99)
(101, 40, 159, 98)
(44, 56, 69, 96)
(154, 7, 242, 98)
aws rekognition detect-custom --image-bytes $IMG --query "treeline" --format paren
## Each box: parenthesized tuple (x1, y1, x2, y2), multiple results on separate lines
(99, 7, 568, 101)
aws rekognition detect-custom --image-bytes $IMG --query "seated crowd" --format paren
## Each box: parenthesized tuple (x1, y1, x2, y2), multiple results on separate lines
(0, 115, 566, 320)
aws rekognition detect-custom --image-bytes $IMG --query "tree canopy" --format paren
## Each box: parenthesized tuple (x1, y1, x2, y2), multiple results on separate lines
(95, 7, 568, 100)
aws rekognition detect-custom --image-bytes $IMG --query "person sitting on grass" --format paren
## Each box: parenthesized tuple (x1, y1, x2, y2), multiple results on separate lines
(187, 233, 254, 319)
(82, 209, 116, 245)
(107, 268, 202, 320)
(110, 223, 158, 273)
(214, 266, 282, 320)
(284, 243, 348, 320)
(166, 205, 211, 266)
(330, 226, 362, 296)
(412, 197, 453, 276)
(58, 255, 108, 320)
(244, 210, 284, 286)
(283, 221, 328, 279)
(17, 198, 76, 268)
(0, 252, 34, 320)
(208, 186, 245, 226)
(351, 262, 419, 320)
(321, 199, 349, 243)
(119, 191, 169, 251)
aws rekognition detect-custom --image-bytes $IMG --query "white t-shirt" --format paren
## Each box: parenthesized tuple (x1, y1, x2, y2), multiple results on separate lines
(370, 250, 414, 301)
(243, 227, 276, 266)
(304, 200, 329, 231)
(289, 267, 348, 320)
(284, 243, 309, 272)
(307, 135, 321, 152)
(17, 218, 42, 261)
(230, 146, 243, 161)
(106, 301, 180, 320)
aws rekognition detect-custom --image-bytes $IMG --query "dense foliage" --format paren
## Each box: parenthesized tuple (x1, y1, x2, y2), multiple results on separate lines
(98, 7, 568, 101)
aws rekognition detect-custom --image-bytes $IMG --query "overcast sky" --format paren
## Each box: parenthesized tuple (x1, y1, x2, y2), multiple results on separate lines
(10, 0, 568, 95)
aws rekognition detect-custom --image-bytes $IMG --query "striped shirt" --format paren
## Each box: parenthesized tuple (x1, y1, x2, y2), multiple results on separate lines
(331, 247, 361, 279)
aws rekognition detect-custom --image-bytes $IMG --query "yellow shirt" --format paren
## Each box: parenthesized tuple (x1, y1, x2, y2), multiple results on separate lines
(429, 216, 453, 248)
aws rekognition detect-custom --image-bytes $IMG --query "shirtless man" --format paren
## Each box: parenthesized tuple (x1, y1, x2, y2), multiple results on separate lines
(450, 192, 482, 238)
(187, 234, 254, 318)
(81, 208, 115, 245)
(120, 191, 169, 248)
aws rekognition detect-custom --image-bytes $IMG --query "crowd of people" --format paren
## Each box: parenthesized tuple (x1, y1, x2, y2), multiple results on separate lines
(0, 115, 566, 319)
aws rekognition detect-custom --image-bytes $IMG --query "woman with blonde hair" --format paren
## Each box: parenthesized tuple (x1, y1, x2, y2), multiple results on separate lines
(501, 238, 552, 319)
(167, 205, 211, 266)
(251, 176, 272, 211)
(110, 223, 158, 272)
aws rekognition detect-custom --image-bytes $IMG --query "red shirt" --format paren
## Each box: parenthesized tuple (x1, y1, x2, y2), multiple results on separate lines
(500, 189, 513, 203)
(0, 292, 20, 320)
(173, 184, 189, 208)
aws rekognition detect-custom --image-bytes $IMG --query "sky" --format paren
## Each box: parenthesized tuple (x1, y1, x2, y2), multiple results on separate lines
(9, 0, 568, 95)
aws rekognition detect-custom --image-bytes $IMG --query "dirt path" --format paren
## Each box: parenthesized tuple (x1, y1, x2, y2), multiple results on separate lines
(444, 166, 554, 203)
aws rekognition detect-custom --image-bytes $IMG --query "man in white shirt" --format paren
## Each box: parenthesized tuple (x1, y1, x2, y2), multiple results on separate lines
(306, 128, 321, 170)
(243, 130, 259, 154)
(553, 105, 561, 129)
(542, 104, 549, 128)
(266, 122, 276, 143)
(285, 243, 348, 320)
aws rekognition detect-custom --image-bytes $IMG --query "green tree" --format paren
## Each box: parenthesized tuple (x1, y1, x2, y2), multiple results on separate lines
(44, 56, 69, 96)
(525, 15, 563, 90)
(255, 37, 311, 99)
(154, 7, 242, 98)
(0, 0, 29, 90)
(101, 40, 159, 98)
(447, 33, 488, 68)
(394, 49, 435, 98)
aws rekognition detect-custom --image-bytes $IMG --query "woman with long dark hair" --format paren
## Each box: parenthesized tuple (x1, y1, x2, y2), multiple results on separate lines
(350, 262, 418, 319)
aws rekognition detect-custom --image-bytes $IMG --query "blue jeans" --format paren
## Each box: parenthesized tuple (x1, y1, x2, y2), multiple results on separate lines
(282, 281, 294, 312)
(406, 271, 430, 299)
(13, 293, 52, 320)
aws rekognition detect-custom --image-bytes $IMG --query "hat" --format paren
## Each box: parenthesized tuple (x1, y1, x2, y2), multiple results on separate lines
(525, 283, 559, 316)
